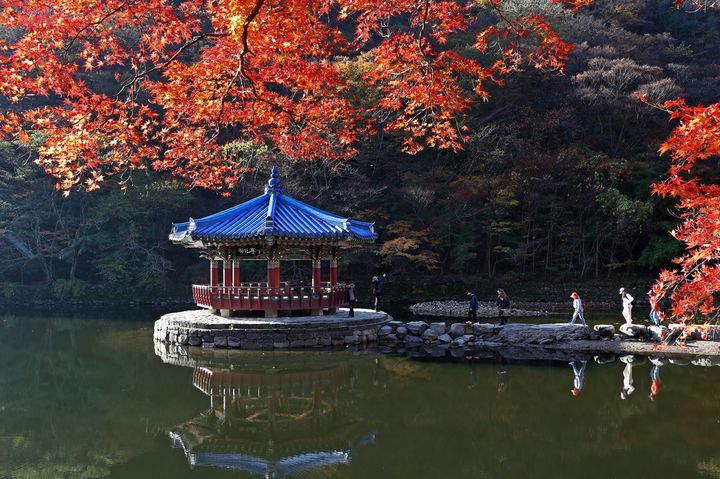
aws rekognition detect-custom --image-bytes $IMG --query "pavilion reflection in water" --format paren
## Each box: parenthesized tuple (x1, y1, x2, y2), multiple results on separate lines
(170, 360, 375, 478)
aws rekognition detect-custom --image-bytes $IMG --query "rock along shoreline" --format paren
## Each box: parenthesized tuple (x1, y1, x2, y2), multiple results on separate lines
(376, 321, 720, 360)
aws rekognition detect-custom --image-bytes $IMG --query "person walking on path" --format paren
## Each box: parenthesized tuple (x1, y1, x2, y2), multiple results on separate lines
(620, 287, 634, 324)
(496, 289, 509, 325)
(467, 291, 479, 320)
(569, 360, 587, 397)
(648, 292, 662, 326)
(569, 292, 586, 326)
(371, 273, 386, 312)
(347, 283, 357, 318)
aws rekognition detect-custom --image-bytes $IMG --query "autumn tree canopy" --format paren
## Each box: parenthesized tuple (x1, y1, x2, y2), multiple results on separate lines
(0, 0, 588, 191)
(648, 98, 720, 324)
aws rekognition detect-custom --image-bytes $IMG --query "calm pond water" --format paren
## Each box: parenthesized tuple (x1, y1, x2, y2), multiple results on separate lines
(1, 310, 720, 479)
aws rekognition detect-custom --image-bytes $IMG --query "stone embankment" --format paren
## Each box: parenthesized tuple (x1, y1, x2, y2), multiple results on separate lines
(154, 308, 390, 350)
(377, 320, 720, 359)
(409, 300, 551, 318)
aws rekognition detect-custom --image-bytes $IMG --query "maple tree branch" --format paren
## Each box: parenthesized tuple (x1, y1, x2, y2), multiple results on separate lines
(417, 0, 431, 65)
(64, 0, 131, 53)
(489, 3, 524, 36)
(115, 31, 228, 98)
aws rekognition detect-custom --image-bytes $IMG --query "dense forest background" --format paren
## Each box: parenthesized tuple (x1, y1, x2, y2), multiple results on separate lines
(1, 0, 718, 303)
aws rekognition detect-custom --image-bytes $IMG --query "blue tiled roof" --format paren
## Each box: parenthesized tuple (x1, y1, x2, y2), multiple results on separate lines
(169, 166, 377, 244)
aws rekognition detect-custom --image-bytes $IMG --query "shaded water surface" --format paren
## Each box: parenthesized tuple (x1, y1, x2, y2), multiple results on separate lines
(1, 312, 720, 479)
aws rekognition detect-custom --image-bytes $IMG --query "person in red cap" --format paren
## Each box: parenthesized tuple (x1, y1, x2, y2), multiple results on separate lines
(569, 292, 586, 325)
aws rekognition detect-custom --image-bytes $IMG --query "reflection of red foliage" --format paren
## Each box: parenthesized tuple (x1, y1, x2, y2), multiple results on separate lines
(0, 0, 586, 191)
(640, 96, 720, 325)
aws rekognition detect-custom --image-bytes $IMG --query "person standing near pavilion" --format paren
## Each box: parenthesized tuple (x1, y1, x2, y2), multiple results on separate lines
(496, 288, 509, 325)
(619, 287, 634, 324)
(569, 291, 586, 326)
(372, 273, 386, 312)
(467, 291, 479, 320)
(348, 283, 357, 318)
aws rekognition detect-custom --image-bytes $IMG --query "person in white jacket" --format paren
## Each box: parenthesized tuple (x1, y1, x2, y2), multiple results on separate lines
(619, 287, 634, 324)
(569, 291, 586, 325)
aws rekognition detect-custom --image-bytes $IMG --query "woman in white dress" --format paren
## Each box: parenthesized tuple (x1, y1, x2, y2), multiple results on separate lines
(619, 287, 634, 324)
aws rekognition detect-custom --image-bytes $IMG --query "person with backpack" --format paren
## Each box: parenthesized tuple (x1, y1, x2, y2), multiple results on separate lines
(569, 291, 586, 326)
(496, 288, 509, 325)
(467, 291, 479, 319)
(619, 287, 634, 324)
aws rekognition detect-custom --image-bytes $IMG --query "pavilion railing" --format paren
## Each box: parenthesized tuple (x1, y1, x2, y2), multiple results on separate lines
(192, 283, 350, 311)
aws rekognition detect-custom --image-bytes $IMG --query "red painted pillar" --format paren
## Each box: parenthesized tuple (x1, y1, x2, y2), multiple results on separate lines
(267, 259, 280, 290)
(223, 260, 232, 287)
(210, 260, 219, 290)
(329, 256, 338, 286)
(312, 258, 322, 292)
(232, 259, 241, 287)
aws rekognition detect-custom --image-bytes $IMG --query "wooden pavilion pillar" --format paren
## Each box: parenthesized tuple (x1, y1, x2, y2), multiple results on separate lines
(223, 260, 232, 287)
(209, 260, 220, 315)
(311, 258, 322, 292)
(267, 259, 280, 289)
(210, 260, 219, 290)
(329, 253, 338, 286)
(232, 259, 241, 287)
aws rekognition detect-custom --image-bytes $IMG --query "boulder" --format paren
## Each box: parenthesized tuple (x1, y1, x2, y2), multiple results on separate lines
(619, 324, 648, 339)
(214, 336, 228, 348)
(388, 320, 404, 330)
(449, 323, 467, 338)
(593, 325, 615, 337)
(228, 336, 242, 348)
(406, 321, 429, 336)
(422, 328, 439, 341)
(405, 335, 424, 346)
(396, 326, 408, 338)
(497, 323, 590, 344)
(378, 325, 393, 336)
(188, 336, 202, 346)
(438, 333, 452, 343)
(648, 325, 670, 341)
(429, 322, 447, 334)
(380, 333, 398, 343)
(472, 323, 496, 336)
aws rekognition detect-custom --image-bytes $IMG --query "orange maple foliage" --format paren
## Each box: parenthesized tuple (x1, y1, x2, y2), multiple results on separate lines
(0, 0, 584, 191)
(643, 97, 720, 324)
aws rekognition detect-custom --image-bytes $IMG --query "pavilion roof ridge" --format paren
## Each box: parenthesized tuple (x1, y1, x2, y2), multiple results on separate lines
(169, 166, 378, 246)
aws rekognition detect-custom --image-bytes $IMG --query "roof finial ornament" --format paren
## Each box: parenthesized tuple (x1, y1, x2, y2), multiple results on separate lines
(265, 164, 284, 194)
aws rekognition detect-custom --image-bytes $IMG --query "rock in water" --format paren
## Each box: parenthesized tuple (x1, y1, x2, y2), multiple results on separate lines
(647, 325, 669, 341)
(396, 326, 408, 338)
(378, 325, 393, 336)
(593, 324, 615, 337)
(497, 323, 590, 344)
(422, 328, 439, 341)
(406, 321, 429, 336)
(438, 334, 452, 343)
(619, 324, 648, 339)
(429, 322, 447, 334)
(449, 323, 466, 338)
